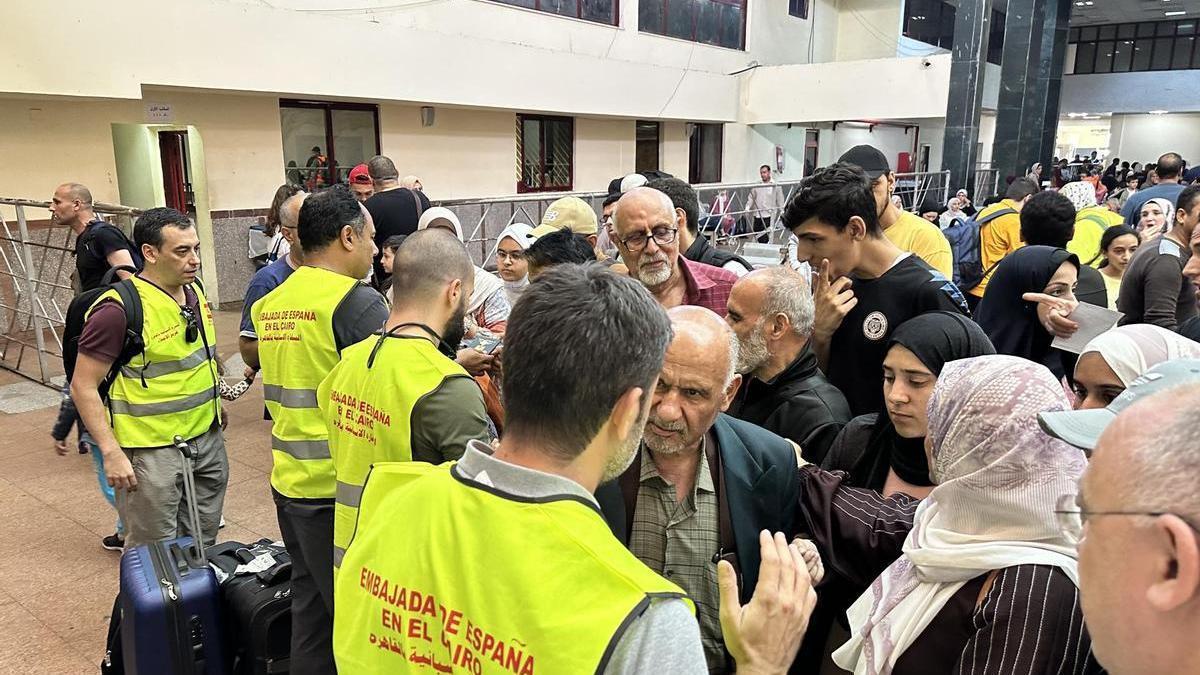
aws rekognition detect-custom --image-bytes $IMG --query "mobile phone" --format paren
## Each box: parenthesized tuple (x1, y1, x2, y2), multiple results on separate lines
(485, 339, 503, 354)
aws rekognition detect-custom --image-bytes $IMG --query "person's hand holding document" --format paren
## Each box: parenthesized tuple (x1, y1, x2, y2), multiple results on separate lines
(1050, 302, 1123, 353)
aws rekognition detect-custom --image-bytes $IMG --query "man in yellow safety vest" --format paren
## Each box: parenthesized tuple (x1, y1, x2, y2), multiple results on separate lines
(71, 207, 225, 548)
(320, 228, 491, 570)
(252, 185, 388, 675)
(333, 264, 817, 674)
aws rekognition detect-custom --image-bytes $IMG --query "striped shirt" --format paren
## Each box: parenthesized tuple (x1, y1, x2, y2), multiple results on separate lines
(795, 467, 1105, 674)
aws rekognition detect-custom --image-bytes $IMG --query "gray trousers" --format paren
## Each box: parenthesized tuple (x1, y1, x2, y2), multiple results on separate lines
(115, 426, 228, 548)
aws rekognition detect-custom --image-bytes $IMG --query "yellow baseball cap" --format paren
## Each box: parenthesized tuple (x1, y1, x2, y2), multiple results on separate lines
(530, 197, 598, 240)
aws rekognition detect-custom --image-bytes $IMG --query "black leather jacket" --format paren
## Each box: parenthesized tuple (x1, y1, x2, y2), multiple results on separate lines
(728, 344, 851, 465)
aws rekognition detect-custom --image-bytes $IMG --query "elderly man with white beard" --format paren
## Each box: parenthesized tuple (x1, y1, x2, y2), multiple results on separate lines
(724, 267, 851, 464)
(612, 187, 738, 315)
(596, 306, 802, 672)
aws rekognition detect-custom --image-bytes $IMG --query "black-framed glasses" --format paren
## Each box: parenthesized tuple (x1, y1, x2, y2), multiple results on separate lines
(496, 250, 525, 263)
(180, 306, 199, 343)
(620, 227, 677, 252)
(1054, 494, 1200, 545)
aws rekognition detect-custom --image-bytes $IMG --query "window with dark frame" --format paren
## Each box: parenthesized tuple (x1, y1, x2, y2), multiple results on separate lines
(279, 100, 380, 190)
(485, 0, 618, 25)
(639, 0, 747, 50)
(517, 114, 574, 193)
(803, 129, 819, 177)
(788, 0, 808, 20)
(635, 121, 661, 173)
(688, 123, 723, 184)
(902, 0, 1005, 65)
(1069, 19, 1199, 73)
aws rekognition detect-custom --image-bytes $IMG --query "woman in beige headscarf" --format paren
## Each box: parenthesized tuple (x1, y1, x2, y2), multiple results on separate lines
(417, 207, 510, 334)
(399, 175, 422, 191)
(833, 355, 1103, 675)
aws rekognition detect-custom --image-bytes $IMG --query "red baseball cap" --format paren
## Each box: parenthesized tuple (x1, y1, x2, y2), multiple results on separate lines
(348, 164, 371, 185)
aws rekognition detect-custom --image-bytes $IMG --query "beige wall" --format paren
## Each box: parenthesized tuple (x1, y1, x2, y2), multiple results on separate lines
(1, 93, 738, 209)
(0, 93, 282, 213)
(836, 0, 902, 62)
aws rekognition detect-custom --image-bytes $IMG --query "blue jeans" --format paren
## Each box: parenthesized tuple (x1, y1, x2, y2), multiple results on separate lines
(82, 432, 124, 535)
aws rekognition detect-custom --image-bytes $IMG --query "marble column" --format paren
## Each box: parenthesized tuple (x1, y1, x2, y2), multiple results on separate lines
(941, 0, 992, 197)
(1039, 0, 1074, 170)
(992, 0, 1073, 187)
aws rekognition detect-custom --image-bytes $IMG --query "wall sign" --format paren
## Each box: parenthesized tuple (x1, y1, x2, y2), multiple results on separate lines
(145, 103, 174, 123)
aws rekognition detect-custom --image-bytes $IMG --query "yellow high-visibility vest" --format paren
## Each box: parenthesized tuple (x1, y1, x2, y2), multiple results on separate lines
(319, 333, 474, 570)
(333, 462, 693, 674)
(89, 275, 219, 448)
(252, 266, 363, 499)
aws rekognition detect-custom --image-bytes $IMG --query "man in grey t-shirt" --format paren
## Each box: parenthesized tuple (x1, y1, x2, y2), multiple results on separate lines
(1118, 185, 1200, 330)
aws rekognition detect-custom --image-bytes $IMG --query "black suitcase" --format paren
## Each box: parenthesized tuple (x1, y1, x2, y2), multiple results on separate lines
(208, 540, 293, 675)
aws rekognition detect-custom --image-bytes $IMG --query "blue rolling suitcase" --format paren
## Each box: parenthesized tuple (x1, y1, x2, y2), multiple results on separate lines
(119, 435, 228, 675)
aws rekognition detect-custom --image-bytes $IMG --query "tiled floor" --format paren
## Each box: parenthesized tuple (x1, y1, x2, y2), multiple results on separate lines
(0, 308, 279, 675)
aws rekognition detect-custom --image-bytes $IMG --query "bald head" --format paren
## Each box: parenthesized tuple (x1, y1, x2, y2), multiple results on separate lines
(738, 267, 815, 337)
(1079, 382, 1200, 674)
(668, 306, 739, 386)
(390, 228, 475, 304)
(57, 183, 93, 206)
(280, 192, 307, 230)
(368, 155, 399, 183)
(1094, 384, 1200, 517)
(613, 187, 675, 235)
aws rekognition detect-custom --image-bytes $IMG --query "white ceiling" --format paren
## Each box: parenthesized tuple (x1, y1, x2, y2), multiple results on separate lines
(1069, 0, 1200, 26)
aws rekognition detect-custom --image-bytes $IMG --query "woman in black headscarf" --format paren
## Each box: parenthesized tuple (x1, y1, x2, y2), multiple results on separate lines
(821, 311, 995, 497)
(975, 245, 1080, 378)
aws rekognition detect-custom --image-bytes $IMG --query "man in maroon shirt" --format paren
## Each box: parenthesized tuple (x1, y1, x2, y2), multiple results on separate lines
(612, 187, 737, 315)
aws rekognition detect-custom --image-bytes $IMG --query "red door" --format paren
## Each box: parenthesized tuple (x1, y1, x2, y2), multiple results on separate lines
(159, 131, 189, 213)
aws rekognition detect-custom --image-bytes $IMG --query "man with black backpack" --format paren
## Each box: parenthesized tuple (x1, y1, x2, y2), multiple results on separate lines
(962, 177, 1039, 308)
(70, 207, 227, 549)
(51, 182, 141, 292)
(51, 182, 144, 552)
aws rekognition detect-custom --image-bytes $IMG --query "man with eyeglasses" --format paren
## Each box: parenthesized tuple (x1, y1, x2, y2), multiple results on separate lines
(1039, 359, 1200, 675)
(613, 187, 738, 316)
(240, 190, 306, 375)
(71, 207, 227, 549)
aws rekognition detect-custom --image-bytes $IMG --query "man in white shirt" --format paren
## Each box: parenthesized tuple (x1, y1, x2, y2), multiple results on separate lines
(746, 165, 785, 243)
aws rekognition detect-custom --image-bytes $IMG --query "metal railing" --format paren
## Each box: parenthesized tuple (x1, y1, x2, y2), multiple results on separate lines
(0, 198, 141, 386)
(0, 170, 953, 386)
(437, 171, 953, 268)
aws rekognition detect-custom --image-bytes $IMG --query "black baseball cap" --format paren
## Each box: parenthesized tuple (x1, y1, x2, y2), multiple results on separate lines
(838, 145, 891, 180)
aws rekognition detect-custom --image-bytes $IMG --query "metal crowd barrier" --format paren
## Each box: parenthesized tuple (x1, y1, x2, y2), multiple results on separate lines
(436, 171, 952, 268)
(0, 198, 141, 386)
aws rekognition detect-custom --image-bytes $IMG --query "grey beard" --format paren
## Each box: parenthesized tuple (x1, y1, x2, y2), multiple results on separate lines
(736, 322, 771, 375)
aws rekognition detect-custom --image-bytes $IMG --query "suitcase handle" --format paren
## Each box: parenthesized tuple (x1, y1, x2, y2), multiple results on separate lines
(173, 435, 207, 567)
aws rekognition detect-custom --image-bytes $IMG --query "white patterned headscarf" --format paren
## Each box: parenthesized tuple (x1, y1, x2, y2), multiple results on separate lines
(1060, 181, 1098, 211)
(834, 355, 1087, 675)
(1081, 324, 1200, 385)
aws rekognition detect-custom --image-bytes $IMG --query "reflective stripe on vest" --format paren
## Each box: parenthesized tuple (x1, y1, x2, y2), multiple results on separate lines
(319, 334, 473, 571)
(119, 344, 214, 380)
(332, 462, 692, 674)
(90, 276, 219, 448)
(108, 387, 216, 416)
(253, 266, 362, 499)
(263, 384, 319, 408)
